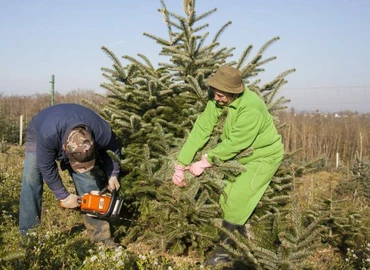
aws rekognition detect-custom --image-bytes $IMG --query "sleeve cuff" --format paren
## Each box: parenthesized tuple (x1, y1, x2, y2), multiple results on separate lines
(53, 188, 70, 201)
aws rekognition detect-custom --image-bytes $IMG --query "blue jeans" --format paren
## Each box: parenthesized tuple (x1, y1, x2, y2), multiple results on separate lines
(19, 152, 111, 241)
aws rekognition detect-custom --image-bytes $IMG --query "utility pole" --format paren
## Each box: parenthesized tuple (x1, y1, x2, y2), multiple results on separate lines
(19, 115, 23, 146)
(50, 74, 55, 106)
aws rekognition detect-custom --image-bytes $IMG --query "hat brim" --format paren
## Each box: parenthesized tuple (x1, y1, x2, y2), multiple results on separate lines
(70, 159, 95, 173)
(207, 76, 244, 94)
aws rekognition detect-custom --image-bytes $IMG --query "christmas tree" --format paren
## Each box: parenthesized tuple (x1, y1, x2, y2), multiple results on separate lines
(85, 0, 325, 266)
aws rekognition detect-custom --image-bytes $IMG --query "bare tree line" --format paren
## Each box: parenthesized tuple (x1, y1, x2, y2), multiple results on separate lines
(279, 109, 370, 165)
(0, 89, 106, 124)
(0, 89, 106, 144)
(1, 90, 369, 166)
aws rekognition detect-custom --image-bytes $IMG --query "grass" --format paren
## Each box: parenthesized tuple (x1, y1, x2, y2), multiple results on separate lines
(1, 145, 369, 269)
(0, 147, 199, 269)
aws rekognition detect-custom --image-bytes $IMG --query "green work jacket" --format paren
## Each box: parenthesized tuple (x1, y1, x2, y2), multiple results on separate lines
(177, 87, 283, 165)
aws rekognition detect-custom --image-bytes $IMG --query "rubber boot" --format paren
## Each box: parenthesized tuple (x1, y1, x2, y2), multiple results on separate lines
(205, 220, 247, 266)
(221, 220, 247, 238)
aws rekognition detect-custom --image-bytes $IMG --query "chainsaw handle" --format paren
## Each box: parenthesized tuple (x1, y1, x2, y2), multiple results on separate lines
(98, 186, 109, 195)
(98, 185, 120, 195)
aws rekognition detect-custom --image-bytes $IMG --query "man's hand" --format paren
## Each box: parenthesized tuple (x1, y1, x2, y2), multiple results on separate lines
(60, 194, 80, 208)
(188, 155, 212, 176)
(108, 176, 120, 191)
(172, 164, 186, 187)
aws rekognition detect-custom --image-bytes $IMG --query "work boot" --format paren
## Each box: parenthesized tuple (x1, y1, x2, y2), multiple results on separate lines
(205, 220, 247, 266)
(82, 215, 121, 249)
(82, 215, 111, 240)
(221, 220, 248, 238)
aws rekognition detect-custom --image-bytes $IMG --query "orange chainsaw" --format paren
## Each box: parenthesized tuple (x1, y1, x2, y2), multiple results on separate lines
(79, 187, 124, 220)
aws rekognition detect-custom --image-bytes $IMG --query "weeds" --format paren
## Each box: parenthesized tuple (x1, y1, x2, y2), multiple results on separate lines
(1, 144, 370, 269)
(0, 147, 200, 269)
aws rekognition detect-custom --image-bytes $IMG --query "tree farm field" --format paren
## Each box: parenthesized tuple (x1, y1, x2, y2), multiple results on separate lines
(1, 111, 370, 269)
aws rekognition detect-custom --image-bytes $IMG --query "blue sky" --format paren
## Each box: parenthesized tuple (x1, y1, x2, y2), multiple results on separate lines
(1, 0, 369, 112)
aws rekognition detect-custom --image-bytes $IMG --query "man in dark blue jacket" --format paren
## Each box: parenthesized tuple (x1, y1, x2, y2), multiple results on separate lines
(19, 103, 121, 245)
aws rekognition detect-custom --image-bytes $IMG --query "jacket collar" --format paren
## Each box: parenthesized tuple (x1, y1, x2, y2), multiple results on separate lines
(228, 88, 245, 109)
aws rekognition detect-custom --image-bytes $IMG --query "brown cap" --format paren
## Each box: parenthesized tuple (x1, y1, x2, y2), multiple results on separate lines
(65, 127, 95, 173)
(207, 65, 244, 94)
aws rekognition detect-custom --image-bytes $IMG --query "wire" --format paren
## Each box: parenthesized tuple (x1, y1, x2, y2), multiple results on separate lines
(284, 86, 370, 90)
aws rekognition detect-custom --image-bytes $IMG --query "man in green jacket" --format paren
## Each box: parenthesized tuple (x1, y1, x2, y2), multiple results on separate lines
(171, 65, 284, 266)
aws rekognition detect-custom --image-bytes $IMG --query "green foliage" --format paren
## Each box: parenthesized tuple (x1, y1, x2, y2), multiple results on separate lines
(121, 109, 247, 255)
(0, 142, 10, 153)
(0, 117, 23, 145)
(336, 155, 370, 200)
(0, 151, 194, 269)
(99, 0, 293, 169)
(217, 215, 325, 269)
(217, 173, 326, 269)
(96, 0, 302, 261)
(0, 214, 26, 268)
(3, 0, 369, 269)
(0, 156, 23, 220)
(320, 157, 370, 260)
(0, 213, 182, 270)
(291, 157, 370, 270)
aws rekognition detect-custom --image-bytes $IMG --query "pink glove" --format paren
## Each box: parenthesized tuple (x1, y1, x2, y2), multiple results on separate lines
(188, 155, 212, 176)
(172, 164, 186, 187)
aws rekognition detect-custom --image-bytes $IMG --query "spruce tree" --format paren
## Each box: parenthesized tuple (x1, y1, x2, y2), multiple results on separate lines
(321, 156, 370, 259)
(347, 155, 370, 200)
(214, 179, 325, 270)
(88, 0, 307, 262)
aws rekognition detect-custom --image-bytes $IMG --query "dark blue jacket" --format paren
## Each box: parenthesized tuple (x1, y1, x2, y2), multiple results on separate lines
(26, 103, 121, 200)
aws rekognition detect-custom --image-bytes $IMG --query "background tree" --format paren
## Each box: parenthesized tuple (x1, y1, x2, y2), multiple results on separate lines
(0, 90, 106, 144)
